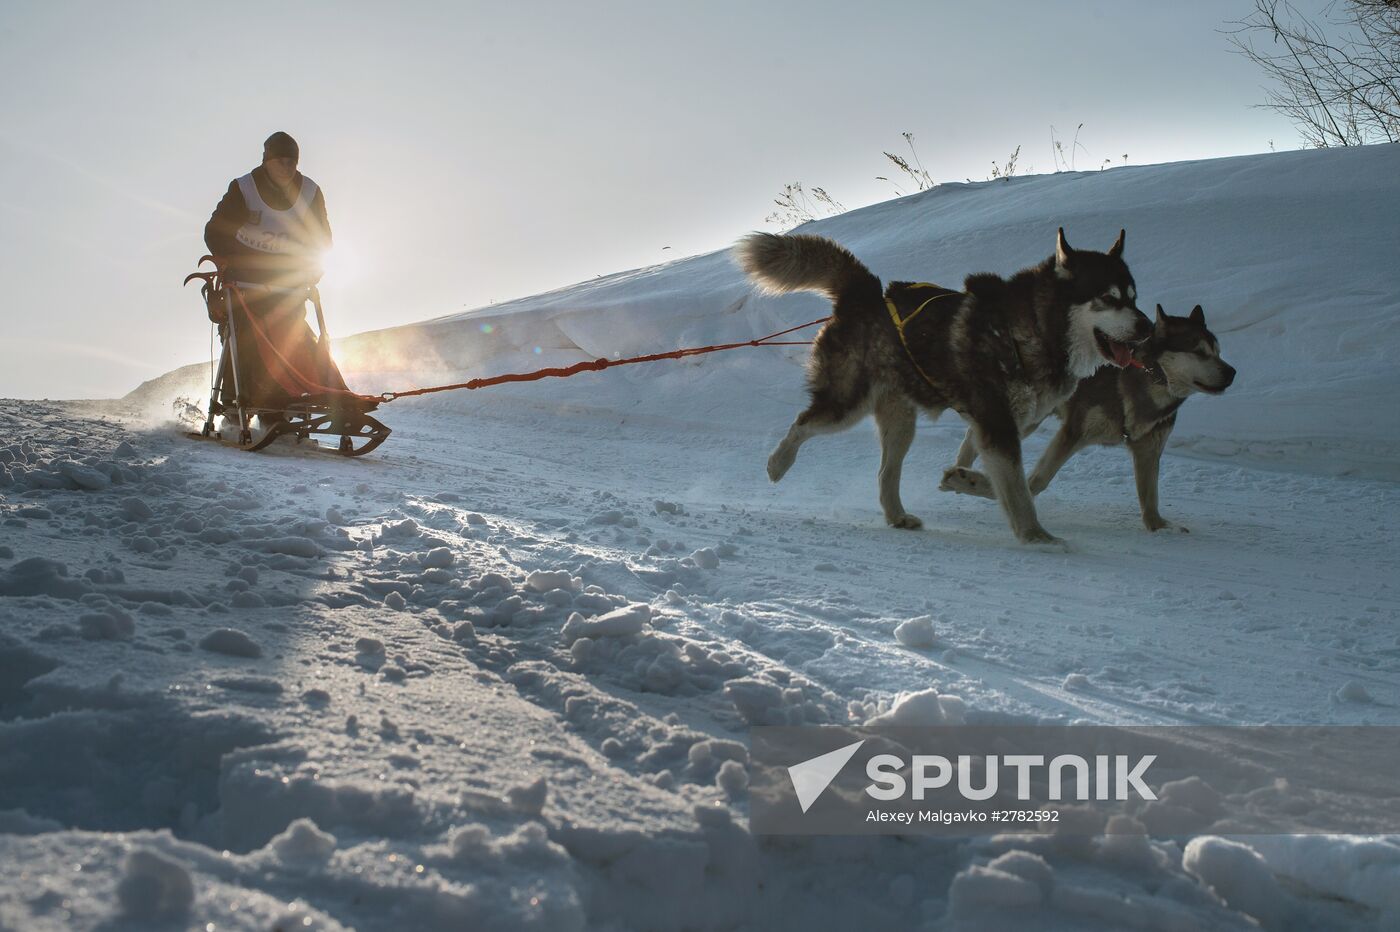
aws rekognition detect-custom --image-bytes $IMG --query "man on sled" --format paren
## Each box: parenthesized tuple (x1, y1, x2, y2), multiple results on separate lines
(197, 131, 388, 455)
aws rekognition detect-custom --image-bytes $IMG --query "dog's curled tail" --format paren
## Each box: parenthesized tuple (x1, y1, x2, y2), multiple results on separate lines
(733, 232, 881, 312)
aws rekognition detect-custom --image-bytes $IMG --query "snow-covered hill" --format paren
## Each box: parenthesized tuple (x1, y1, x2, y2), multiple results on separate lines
(5, 144, 1399, 929)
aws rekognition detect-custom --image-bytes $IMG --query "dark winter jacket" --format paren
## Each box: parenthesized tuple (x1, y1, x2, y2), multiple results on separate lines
(204, 165, 332, 285)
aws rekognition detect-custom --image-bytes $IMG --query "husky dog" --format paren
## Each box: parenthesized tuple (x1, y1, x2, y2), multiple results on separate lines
(939, 304, 1235, 532)
(734, 229, 1151, 545)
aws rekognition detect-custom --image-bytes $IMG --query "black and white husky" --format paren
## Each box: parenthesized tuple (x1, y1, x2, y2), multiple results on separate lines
(734, 229, 1151, 545)
(939, 304, 1235, 532)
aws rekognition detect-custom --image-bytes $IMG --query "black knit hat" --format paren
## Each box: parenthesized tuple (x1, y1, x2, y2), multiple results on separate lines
(263, 131, 299, 161)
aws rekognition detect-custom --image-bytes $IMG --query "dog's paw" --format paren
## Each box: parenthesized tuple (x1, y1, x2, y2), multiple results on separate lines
(939, 467, 996, 499)
(767, 446, 796, 483)
(1019, 527, 1070, 551)
(887, 513, 924, 530)
(1144, 514, 1189, 533)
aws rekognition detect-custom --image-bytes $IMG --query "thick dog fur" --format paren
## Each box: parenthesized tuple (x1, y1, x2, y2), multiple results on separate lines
(939, 304, 1235, 532)
(735, 229, 1151, 545)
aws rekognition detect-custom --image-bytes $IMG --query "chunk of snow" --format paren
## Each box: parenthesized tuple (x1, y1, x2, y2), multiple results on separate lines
(867, 689, 966, 726)
(987, 851, 1055, 898)
(894, 615, 937, 649)
(723, 678, 785, 726)
(211, 675, 283, 695)
(689, 548, 719, 570)
(948, 864, 1044, 918)
(78, 610, 134, 640)
(1183, 836, 1292, 927)
(570, 592, 617, 615)
(0, 557, 90, 599)
(58, 460, 110, 491)
(506, 775, 548, 816)
(421, 546, 455, 569)
(716, 759, 748, 798)
(355, 636, 386, 655)
(472, 572, 515, 594)
(1247, 835, 1400, 916)
(449, 823, 493, 859)
(526, 569, 574, 592)
(258, 537, 320, 558)
(560, 604, 650, 644)
(541, 587, 574, 607)
(198, 627, 264, 658)
(270, 817, 337, 864)
(301, 688, 331, 706)
(116, 849, 194, 920)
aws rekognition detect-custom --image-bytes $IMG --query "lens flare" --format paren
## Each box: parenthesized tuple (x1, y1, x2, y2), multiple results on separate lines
(319, 242, 360, 285)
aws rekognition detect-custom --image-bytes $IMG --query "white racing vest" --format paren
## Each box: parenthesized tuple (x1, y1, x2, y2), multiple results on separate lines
(233, 172, 323, 258)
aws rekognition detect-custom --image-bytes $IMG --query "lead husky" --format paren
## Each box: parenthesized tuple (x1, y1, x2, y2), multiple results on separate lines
(939, 303, 1235, 532)
(735, 229, 1151, 545)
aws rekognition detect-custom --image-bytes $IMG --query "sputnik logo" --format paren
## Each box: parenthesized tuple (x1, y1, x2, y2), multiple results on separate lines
(788, 739, 865, 813)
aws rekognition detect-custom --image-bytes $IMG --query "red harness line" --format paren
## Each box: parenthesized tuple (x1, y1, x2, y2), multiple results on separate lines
(206, 264, 829, 405)
(377, 316, 830, 402)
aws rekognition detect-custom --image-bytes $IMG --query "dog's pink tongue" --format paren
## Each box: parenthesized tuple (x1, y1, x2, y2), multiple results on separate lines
(1112, 342, 1134, 368)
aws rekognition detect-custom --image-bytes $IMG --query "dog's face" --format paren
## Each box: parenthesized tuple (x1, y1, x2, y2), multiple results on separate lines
(1144, 304, 1236, 396)
(1057, 228, 1154, 377)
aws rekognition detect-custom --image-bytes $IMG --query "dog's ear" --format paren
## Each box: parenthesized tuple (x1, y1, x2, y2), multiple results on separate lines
(1055, 227, 1074, 276)
(1189, 304, 1205, 326)
(1155, 304, 1169, 332)
(1108, 229, 1125, 259)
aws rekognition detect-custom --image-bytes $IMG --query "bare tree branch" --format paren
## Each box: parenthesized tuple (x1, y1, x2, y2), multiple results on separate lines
(1225, 0, 1400, 146)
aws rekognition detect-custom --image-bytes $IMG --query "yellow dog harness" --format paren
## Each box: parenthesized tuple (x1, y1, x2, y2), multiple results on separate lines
(885, 282, 962, 389)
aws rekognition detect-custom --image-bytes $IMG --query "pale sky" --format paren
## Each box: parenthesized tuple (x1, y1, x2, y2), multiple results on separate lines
(0, 0, 1313, 399)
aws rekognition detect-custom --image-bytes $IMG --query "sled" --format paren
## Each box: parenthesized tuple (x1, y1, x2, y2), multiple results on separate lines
(184, 256, 390, 457)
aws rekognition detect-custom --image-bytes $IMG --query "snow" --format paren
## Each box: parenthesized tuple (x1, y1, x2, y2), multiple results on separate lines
(948, 862, 1046, 918)
(269, 817, 338, 864)
(894, 614, 938, 649)
(1182, 836, 1294, 927)
(560, 603, 652, 643)
(866, 689, 967, 727)
(1248, 835, 1400, 920)
(2, 143, 1399, 929)
(115, 847, 197, 920)
(197, 627, 264, 658)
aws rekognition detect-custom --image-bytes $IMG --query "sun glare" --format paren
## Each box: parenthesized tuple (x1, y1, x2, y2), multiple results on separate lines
(319, 242, 360, 286)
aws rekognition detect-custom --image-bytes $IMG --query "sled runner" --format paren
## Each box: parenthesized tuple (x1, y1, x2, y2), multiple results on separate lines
(184, 256, 390, 457)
